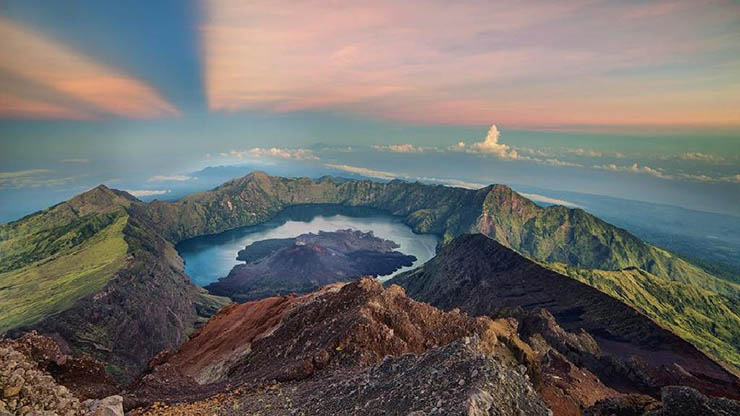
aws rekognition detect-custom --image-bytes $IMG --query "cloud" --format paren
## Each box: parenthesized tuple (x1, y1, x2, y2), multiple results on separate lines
(592, 162, 739, 184)
(468, 125, 519, 158)
(324, 164, 398, 180)
(0, 94, 94, 120)
(452, 125, 519, 159)
(448, 128, 591, 168)
(0, 169, 78, 189)
(60, 158, 90, 163)
(540, 158, 582, 167)
(0, 16, 179, 119)
(677, 172, 740, 184)
(124, 189, 171, 197)
(325, 163, 488, 189)
(227, 147, 318, 161)
(371, 144, 425, 153)
(0, 169, 53, 179)
(448, 141, 468, 151)
(417, 177, 487, 189)
(593, 163, 673, 180)
(566, 148, 603, 158)
(679, 152, 724, 162)
(147, 174, 194, 182)
(514, 147, 552, 157)
(519, 192, 581, 208)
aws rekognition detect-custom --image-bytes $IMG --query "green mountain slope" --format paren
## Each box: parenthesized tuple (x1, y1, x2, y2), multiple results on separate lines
(1, 172, 737, 378)
(142, 172, 740, 369)
(0, 185, 228, 380)
(551, 264, 740, 372)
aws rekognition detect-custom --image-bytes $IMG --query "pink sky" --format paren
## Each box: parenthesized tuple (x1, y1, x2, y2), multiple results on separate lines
(0, 0, 737, 128)
(202, 0, 740, 127)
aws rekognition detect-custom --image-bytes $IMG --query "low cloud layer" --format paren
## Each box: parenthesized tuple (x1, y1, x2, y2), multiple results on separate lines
(371, 144, 425, 153)
(593, 163, 673, 180)
(0, 169, 76, 189)
(125, 189, 170, 197)
(147, 174, 194, 182)
(224, 147, 318, 161)
(324, 164, 398, 180)
(519, 192, 581, 208)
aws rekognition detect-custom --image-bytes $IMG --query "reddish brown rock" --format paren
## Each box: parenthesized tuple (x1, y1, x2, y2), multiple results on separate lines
(1, 331, 118, 400)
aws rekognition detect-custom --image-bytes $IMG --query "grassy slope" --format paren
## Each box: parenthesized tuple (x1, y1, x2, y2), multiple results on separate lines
(1, 174, 737, 375)
(0, 186, 135, 333)
(551, 263, 740, 373)
(0, 212, 128, 332)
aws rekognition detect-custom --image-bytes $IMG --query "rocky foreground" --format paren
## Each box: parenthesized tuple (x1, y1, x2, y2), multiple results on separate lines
(0, 332, 123, 415)
(3, 277, 740, 415)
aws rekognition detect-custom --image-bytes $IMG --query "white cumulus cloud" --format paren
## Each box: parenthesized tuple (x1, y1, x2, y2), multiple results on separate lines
(467, 124, 518, 159)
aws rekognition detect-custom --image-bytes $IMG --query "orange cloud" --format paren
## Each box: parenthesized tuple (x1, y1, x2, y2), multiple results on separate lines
(0, 93, 94, 120)
(0, 16, 179, 119)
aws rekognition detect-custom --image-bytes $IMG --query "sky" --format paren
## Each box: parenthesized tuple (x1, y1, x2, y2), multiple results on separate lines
(0, 0, 739, 221)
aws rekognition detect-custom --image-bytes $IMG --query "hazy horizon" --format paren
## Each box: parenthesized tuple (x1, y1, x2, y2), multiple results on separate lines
(1, 0, 738, 220)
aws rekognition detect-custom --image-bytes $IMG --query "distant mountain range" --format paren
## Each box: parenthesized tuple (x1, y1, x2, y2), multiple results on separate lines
(1, 171, 738, 387)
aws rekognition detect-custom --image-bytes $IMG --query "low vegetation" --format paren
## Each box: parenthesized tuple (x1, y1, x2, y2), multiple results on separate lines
(552, 264, 740, 373)
(0, 212, 128, 332)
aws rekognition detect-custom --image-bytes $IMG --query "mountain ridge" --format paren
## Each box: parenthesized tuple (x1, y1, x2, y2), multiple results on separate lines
(2, 171, 738, 380)
(388, 234, 740, 398)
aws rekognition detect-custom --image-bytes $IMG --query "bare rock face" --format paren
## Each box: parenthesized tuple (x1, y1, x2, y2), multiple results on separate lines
(389, 234, 740, 400)
(83, 395, 124, 416)
(3, 331, 118, 400)
(586, 386, 740, 416)
(227, 277, 491, 382)
(295, 335, 551, 416)
(127, 277, 626, 415)
(0, 335, 123, 416)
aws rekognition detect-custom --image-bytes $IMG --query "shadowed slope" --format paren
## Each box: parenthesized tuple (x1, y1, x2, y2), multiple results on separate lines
(389, 234, 740, 399)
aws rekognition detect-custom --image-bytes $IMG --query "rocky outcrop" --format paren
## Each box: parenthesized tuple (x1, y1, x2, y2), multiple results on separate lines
(127, 278, 624, 415)
(0, 334, 124, 416)
(227, 278, 492, 382)
(1, 331, 118, 400)
(207, 230, 416, 301)
(283, 335, 552, 416)
(586, 386, 740, 416)
(389, 234, 740, 399)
